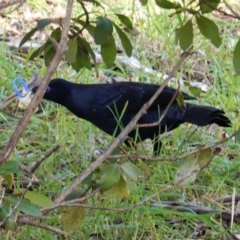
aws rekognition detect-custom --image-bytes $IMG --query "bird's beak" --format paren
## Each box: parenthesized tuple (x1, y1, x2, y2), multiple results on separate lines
(31, 86, 50, 94)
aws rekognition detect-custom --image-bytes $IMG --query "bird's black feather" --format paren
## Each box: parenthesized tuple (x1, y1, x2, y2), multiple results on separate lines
(32, 78, 231, 155)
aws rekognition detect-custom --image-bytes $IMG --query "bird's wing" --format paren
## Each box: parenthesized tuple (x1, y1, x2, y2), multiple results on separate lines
(89, 82, 195, 115)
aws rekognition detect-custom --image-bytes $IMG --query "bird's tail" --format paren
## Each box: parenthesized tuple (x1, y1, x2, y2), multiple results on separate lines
(182, 103, 231, 127)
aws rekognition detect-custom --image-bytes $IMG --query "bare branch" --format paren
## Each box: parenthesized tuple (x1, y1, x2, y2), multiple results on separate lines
(0, 0, 74, 165)
(17, 217, 66, 236)
(55, 47, 193, 204)
(30, 145, 60, 173)
(0, 177, 34, 227)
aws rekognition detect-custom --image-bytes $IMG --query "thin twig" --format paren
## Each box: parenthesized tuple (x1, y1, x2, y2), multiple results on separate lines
(45, 152, 212, 213)
(43, 188, 100, 215)
(30, 144, 60, 173)
(0, 177, 34, 227)
(0, 0, 74, 165)
(17, 217, 66, 236)
(54, 47, 193, 204)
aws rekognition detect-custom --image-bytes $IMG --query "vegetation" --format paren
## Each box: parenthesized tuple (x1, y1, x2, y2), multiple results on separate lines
(0, 0, 239, 238)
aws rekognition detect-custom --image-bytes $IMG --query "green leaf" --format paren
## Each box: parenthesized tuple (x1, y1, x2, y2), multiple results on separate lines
(29, 41, 51, 60)
(114, 23, 133, 57)
(62, 207, 86, 232)
(155, 0, 181, 9)
(175, 28, 180, 45)
(0, 161, 20, 175)
(37, 18, 58, 30)
(175, 149, 213, 186)
(43, 28, 61, 66)
(200, 0, 220, 14)
(0, 204, 17, 231)
(233, 39, 240, 74)
(2, 174, 14, 188)
(115, 14, 133, 30)
(188, 86, 202, 97)
(139, 0, 148, 5)
(72, 19, 96, 37)
(19, 27, 38, 48)
(196, 15, 221, 48)
(44, 45, 56, 66)
(77, 37, 96, 63)
(64, 189, 85, 201)
(176, 92, 185, 109)
(94, 17, 113, 45)
(99, 163, 121, 191)
(0, 204, 10, 220)
(5, 196, 42, 217)
(72, 48, 92, 71)
(108, 175, 130, 199)
(65, 39, 78, 63)
(179, 20, 193, 51)
(101, 35, 117, 67)
(13, 190, 54, 208)
(120, 162, 143, 181)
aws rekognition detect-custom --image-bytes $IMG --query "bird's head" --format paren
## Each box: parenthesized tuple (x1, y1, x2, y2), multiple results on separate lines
(31, 78, 72, 105)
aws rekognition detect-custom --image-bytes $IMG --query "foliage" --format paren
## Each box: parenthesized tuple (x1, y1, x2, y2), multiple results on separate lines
(0, 0, 238, 238)
(19, 0, 240, 74)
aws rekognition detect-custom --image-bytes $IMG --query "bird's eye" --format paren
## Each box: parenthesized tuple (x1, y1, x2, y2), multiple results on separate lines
(46, 87, 51, 93)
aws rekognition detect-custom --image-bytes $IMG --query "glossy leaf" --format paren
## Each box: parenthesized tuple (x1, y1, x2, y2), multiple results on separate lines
(37, 18, 58, 30)
(5, 196, 42, 217)
(72, 48, 92, 71)
(196, 15, 221, 48)
(175, 149, 213, 186)
(43, 28, 61, 66)
(114, 23, 133, 57)
(13, 190, 54, 208)
(62, 207, 86, 232)
(94, 17, 113, 45)
(19, 27, 38, 48)
(176, 92, 185, 109)
(65, 39, 78, 63)
(64, 189, 85, 201)
(188, 86, 202, 97)
(0, 204, 17, 231)
(101, 35, 117, 67)
(0, 161, 20, 175)
(44, 45, 56, 66)
(72, 19, 96, 37)
(155, 0, 181, 9)
(2, 174, 14, 188)
(99, 163, 121, 191)
(115, 14, 133, 30)
(29, 43, 49, 60)
(109, 175, 130, 199)
(179, 20, 193, 51)
(121, 162, 143, 181)
(233, 39, 240, 74)
(200, 0, 220, 14)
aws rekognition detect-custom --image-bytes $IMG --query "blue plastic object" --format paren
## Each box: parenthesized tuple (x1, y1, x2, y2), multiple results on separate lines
(12, 77, 31, 98)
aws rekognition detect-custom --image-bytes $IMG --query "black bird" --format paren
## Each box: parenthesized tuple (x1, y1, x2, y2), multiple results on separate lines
(32, 78, 231, 155)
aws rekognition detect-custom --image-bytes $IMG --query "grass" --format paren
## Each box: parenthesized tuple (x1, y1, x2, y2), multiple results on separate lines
(0, 0, 240, 239)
